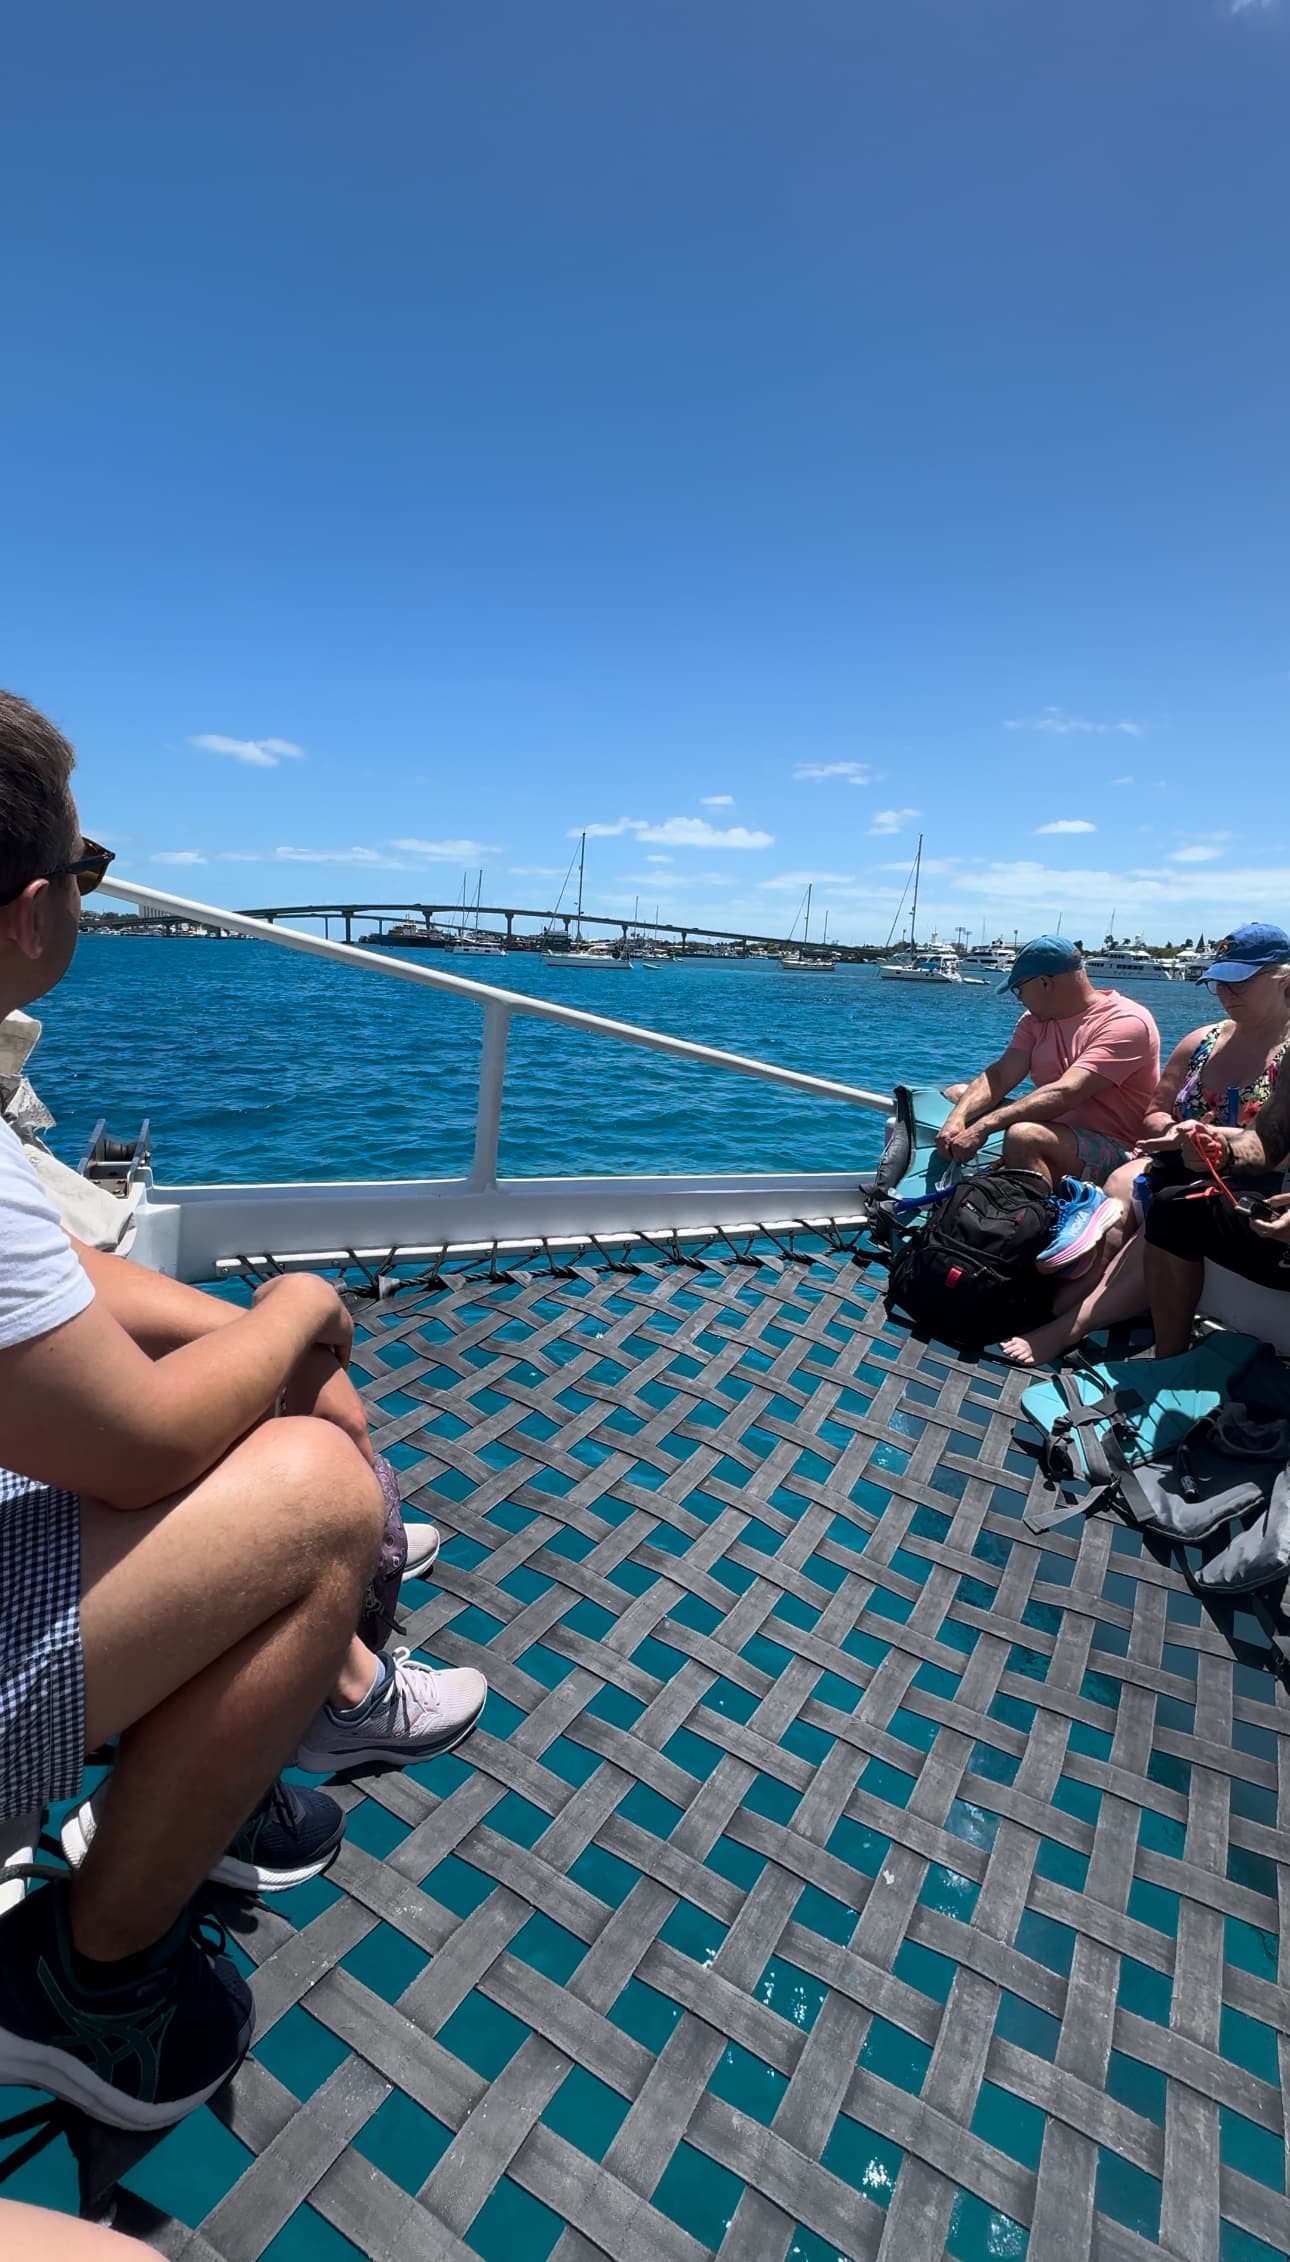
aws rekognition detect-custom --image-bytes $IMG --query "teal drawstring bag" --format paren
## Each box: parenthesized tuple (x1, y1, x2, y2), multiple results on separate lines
(1019, 1331, 1265, 1529)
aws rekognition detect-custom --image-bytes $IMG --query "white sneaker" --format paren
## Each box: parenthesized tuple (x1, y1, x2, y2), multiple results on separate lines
(293, 1648, 487, 1773)
(402, 1519, 440, 1579)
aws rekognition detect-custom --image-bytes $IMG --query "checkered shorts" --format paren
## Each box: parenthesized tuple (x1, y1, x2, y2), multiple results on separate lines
(0, 1465, 84, 1822)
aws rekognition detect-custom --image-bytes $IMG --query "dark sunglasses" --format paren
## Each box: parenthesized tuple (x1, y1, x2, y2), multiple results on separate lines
(0, 836, 114, 908)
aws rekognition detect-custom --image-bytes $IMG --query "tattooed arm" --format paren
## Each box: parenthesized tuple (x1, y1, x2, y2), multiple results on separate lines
(1224, 1073, 1290, 1174)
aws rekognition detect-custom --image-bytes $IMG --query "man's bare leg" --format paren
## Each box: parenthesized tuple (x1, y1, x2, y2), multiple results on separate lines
(278, 1347, 444, 1712)
(73, 1417, 382, 1961)
(1000, 1120, 1082, 1188)
(1144, 1242, 1204, 1359)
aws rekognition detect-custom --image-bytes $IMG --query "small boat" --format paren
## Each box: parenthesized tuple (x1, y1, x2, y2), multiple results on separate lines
(881, 944, 982, 985)
(542, 834, 632, 968)
(779, 884, 836, 971)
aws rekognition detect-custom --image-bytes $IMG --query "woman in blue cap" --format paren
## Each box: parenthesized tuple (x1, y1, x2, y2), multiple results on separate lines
(1002, 922, 1290, 1365)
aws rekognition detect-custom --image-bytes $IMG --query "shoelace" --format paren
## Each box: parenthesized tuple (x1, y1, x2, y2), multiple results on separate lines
(261, 1776, 301, 1835)
(0, 1860, 232, 1975)
(375, 1646, 442, 1731)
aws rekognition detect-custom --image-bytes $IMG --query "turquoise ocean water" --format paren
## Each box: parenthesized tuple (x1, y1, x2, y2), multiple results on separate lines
(34, 938, 1215, 1187)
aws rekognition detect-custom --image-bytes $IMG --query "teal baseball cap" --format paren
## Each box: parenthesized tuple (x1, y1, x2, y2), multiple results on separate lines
(1001, 934, 1083, 993)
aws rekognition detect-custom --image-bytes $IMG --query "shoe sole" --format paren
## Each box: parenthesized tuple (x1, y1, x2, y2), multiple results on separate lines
(1035, 1198, 1121, 1275)
(0, 2015, 253, 2132)
(293, 1706, 482, 1775)
(60, 1806, 343, 1896)
(403, 1524, 440, 1579)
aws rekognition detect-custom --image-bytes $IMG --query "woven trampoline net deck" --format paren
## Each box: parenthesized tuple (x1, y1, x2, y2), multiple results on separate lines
(11, 1238, 1290, 2261)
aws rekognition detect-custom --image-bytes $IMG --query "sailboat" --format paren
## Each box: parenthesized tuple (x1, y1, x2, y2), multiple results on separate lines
(779, 884, 837, 972)
(542, 834, 631, 968)
(453, 869, 502, 957)
(880, 837, 986, 983)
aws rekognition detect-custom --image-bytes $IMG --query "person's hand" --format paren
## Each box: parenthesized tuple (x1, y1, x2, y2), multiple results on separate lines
(1138, 1122, 1230, 1177)
(284, 1344, 375, 1461)
(1136, 1123, 1186, 1157)
(1250, 1192, 1290, 1244)
(252, 1274, 354, 1366)
(937, 1121, 989, 1163)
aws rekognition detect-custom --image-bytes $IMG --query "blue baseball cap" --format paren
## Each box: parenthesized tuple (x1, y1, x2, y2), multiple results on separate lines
(1001, 934, 1083, 993)
(1197, 923, 1290, 984)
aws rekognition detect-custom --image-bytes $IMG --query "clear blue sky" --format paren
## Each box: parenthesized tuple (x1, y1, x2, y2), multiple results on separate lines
(3, 1, 1286, 946)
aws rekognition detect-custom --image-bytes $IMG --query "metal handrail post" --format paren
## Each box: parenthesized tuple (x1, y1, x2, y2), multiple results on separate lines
(469, 1002, 511, 1190)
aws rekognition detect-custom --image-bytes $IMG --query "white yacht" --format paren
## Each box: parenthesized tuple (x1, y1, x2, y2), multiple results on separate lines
(1085, 937, 1171, 984)
(961, 937, 1015, 976)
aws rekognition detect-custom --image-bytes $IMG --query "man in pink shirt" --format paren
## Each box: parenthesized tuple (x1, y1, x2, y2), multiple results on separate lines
(936, 934, 1161, 1188)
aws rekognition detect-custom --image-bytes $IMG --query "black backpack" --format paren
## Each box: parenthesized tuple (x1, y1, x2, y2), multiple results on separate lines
(885, 1167, 1057, 1350)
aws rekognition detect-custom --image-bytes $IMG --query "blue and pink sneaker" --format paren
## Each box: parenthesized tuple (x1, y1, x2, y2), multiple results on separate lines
(1035, 1178, 1122, 1275)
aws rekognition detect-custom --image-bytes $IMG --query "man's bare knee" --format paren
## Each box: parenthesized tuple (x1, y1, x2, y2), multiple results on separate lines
(248, 1417, 383, 1569)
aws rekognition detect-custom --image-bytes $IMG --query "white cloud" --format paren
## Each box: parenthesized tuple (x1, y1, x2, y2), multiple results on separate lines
(700, 794, 735, 807)
(792, 761, 874, 784)
(508, 864, 566, 879)
(390, 837, 502, 861)
(868, 807, 921, 837)
(1005, 707, 1144, 738)
(190, 734, 306, 769)
(758, 869, 856, 892)
(1111, 776, 1135, 787)
(573, 816, 773, 849)
(1035, 819, 1098, 835)
(646, 854, 673, 865)
(150, 850, 208, 865)
(1170, 845, 1223, 864)
(263, 837, 501, 870)
(272, 846, 394, 866)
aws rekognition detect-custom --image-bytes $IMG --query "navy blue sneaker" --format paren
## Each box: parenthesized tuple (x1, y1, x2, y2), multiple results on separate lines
(62, 1778, 345, 1894)
(0, 1880, 253, 2129)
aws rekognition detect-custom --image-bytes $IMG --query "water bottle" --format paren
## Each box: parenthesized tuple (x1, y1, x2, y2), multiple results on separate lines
(1132, 1171, 1153, 1227)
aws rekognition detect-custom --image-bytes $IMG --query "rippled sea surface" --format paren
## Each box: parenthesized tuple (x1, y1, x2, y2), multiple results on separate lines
(31, 938, 1214, 1186)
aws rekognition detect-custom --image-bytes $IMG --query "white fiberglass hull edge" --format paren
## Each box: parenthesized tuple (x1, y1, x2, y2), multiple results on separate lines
(125, 1167, 873, 1284)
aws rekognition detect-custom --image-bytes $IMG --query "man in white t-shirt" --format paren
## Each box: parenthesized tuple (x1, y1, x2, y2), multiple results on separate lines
(0, 693, 481, 2134)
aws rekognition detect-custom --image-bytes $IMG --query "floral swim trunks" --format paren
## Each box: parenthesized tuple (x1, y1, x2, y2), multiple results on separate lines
(1066, 1124, 1130, 1188)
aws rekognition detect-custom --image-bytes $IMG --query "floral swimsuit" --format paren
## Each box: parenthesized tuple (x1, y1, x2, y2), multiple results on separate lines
(1173, 1023, 1290, 1129)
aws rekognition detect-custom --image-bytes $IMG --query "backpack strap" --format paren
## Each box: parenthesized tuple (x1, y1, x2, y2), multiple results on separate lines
(1027, 1375, 1155, 1530)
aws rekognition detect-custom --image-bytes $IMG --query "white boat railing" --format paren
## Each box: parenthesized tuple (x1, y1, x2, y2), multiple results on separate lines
(97, 879, 893, 1278)
(100, 879, 891, 1172)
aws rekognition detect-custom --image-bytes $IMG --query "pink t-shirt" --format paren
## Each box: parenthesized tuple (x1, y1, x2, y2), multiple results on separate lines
(1010, 990, 1161, 1150)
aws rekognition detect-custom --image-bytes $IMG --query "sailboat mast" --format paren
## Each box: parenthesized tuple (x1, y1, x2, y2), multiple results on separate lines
(576, 831, 586, 942)
(910, 834, 922, 950)
(804, 883, 812, 946)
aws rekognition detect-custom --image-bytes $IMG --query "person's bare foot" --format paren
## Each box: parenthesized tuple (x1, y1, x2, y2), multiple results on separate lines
(998, 1313, 1074, 1368)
